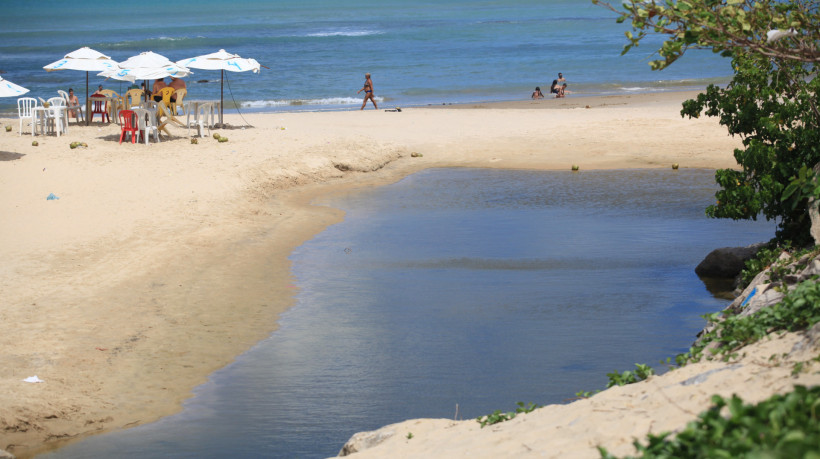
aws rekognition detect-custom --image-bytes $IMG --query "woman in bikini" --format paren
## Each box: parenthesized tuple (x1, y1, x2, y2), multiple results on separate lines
(357, 73, 378, 110)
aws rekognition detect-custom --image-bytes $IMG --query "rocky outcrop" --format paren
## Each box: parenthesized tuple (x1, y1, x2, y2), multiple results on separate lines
(694, 243, 766, 278)
(697, 250, 820, 343)
(810, 163, 820, 246)
(338, 428, 396, 456)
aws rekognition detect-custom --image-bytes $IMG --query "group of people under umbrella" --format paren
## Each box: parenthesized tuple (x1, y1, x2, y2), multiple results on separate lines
(2, 47, 261, 132)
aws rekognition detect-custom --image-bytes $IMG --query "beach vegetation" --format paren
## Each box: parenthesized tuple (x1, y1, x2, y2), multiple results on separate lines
(594, 0, 820, 243)
(579, 254, 820, 403)
(740, 243, 820, 288)
(476, 401, 541, 428)
(575, 389, 599, 399)
(606, 363, 655, 388)
(592, 0, 820, 70)
(594, 248, 820, 458)
(598, 385, 820, 458)
(675, 277, 820, 366)
(680, 53, 820, 243)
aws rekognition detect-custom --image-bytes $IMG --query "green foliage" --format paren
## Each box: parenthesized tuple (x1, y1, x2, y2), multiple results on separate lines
(599, 386, 820, 458)
(406, 432, 414, 440)
(593, 0, 820, 70)
(594, 0, 820, 243)
(575, 389, 600, 399)
(678, 278, 820, 365)
(740, 244, 820, 288)
(476, 401, 541, 428)
(739, 243, 784, 287)
(606, 363, 655, 388)
(680, 53, 820, 243)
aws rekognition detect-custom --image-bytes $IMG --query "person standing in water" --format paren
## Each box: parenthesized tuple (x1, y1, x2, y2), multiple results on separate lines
(357, 73, 378, 110)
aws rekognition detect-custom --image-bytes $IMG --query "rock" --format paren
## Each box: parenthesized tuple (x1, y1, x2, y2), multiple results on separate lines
(0, 449, 14, 458)
(695, 243, 766, 278)
(792, 322, 820, 355)
(800, 259, 820, 281)
(697, 250, 820, 345)
(810, 162, 820, 245)
(736, 283, 785, 318)
(338, 428, 395, 456)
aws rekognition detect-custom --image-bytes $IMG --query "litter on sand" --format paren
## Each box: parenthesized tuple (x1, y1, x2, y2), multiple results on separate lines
(23, 376, 44, 383)
(46, 193, 59, 200)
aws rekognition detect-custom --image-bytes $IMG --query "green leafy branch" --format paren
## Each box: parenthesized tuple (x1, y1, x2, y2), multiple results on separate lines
(678, 277, 820, 366)
(592, 0, 820, 70)
(476, 401, 541, 428)
(606, 364, 656, 388)
(599, 385, 820, 458)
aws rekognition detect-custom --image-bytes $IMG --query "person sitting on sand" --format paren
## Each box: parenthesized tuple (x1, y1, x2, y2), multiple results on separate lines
(357, 73, 378, 110)
(152, 78, 167, 102)
(531, 87, 544, 99)
(66, 88, 81, 119)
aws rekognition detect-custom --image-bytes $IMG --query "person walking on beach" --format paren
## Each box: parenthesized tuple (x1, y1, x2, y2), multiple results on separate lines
(358, 73, 378, 110)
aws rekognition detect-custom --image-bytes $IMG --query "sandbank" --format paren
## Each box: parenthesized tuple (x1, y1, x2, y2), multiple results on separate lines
(0, 91, 757, 457)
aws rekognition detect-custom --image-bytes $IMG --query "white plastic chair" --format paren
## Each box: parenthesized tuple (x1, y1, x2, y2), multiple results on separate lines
(17, 97, 37, 136)
(46, 96, 68, 136)
(186, 102, 212, 138)
(132, 108, 160, 145)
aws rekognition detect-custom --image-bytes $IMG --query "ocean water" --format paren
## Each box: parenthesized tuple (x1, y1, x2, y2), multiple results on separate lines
(0, 0, 731, 114)
(45, 168, 776, 459)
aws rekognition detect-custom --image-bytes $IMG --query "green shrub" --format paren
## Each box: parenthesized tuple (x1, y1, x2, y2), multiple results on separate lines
(599, 386, 820, 458)
(606, 364, 655, 388)
(740, 244, 820, 288)
(476, 401, 541, 428)
(679, 278, 820, 365)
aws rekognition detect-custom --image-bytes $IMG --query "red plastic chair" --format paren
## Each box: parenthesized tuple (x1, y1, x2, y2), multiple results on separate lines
(90, 94, 109, 123)
(118, 110, 139, 144)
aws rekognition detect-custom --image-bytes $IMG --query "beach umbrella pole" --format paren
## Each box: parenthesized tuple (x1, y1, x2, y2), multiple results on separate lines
(220, 69, 224, 128)
(85, 71, 90, 126)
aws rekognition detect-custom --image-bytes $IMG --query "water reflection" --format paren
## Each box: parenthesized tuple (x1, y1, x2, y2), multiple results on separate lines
(48, 168, 775, 459)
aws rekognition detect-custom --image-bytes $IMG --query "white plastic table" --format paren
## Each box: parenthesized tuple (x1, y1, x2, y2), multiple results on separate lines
(32, 105, 68, 137)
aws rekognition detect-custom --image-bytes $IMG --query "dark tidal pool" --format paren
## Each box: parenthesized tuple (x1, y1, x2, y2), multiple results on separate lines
(47, 168, 776, 459)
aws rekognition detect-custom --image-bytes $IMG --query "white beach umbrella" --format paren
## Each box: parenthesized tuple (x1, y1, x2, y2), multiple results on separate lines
(176, 49, 262, 125)
(0, 76, 30, 97)
(44, 46, 120, 125)
(99, 51, 191, 82)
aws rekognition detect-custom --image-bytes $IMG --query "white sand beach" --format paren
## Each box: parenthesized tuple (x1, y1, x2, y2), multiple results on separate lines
(2, 91, 806, 458)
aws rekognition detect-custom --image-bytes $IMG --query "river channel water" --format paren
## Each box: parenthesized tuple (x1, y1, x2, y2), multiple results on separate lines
(47, 168, 776, 458)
